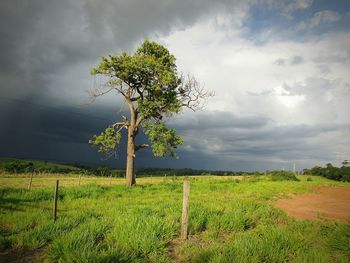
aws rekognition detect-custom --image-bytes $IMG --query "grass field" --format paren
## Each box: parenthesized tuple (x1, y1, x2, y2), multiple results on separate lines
(0, 174, 349, 262)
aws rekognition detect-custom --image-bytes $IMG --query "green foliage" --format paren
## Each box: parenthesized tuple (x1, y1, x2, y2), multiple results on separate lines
(342, 160, 349, 166)
(0, 158, 80, 174)
(89, 127, 121, 157)
(90, 40, 201, 162)
(270, 171, 300, 181)
(144, 121, 184, 157)
(304, 161, 350, 182)
(0, 158, 124, 177)
(91, 40, 182, 119)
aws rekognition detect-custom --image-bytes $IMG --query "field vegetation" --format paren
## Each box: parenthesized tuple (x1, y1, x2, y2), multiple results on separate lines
(0, 158, 253, 178)
(1, 170, 349, 262)
(304, 161, 350, 182)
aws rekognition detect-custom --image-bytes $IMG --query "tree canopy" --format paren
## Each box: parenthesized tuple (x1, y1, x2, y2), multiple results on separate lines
(89, 40, 211, 186)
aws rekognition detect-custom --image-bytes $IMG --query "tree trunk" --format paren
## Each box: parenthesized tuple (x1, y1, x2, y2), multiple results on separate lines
(126, 127, 136, 187)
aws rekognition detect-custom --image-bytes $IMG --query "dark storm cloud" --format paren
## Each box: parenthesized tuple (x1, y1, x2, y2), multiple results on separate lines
(0, 0, 248, 167)
(0, 97, 110, 150)
(0, 0, 249, 134)
(0, 0, 245, 98)
(171, 111, 350, 169)
(1, 0, 349, 171)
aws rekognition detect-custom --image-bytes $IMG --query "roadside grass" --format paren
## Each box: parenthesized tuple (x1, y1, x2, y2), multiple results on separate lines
(0, 174, 349, 262)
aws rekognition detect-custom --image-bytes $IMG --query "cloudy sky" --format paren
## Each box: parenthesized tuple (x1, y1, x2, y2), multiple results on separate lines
(0, 0, 349, 171)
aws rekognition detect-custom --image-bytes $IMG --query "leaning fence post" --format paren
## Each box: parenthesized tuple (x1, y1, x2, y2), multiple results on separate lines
(53, 180, 59, 222)
(181, 181, 190, 240)
(27, 172, 34, 191)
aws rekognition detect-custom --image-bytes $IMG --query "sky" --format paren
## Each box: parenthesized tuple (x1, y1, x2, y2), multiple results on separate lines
(0, 0, 349, 171)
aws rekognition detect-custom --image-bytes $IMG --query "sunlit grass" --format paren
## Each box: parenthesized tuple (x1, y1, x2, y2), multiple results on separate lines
(0, 175, 349, 262)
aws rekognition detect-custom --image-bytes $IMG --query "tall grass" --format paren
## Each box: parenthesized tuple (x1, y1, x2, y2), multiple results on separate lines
(0, 176, 349, 262)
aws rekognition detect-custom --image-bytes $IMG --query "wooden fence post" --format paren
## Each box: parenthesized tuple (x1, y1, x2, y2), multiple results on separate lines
(181, 181, 190, 240)
(27, 172, 34, 191)
(53, 180, 59, 222)
(78, 174, 82, 186)
(109, 174, 113, 185)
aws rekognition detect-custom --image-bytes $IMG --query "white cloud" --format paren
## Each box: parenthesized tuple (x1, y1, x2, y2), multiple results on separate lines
(161, 10, 350, 168)
(264, 0, 313, 17)
(297, 10, 342, 30)
(285, 0, 313, 13)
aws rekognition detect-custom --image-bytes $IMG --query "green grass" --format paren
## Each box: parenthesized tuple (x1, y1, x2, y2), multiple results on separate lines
(0, 174, 349, 262)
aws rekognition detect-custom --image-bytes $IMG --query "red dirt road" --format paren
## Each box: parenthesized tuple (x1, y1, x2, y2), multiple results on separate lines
(275, 186, 350, 221)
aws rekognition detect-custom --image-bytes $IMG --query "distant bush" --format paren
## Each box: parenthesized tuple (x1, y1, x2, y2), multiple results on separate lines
(303, 162, 350, 182)
(270, 171, 299, 181)
(2, 160, 30, 173)
(306, 176, 313, 182)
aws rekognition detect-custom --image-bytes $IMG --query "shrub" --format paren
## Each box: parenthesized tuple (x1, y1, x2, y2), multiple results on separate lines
(306, 176, 313, 182)
(305, 162, 350, 182)
(270, 171, 299, 181)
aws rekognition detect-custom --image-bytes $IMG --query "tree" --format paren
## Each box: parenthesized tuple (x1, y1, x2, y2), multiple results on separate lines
(342, 160, 349, 167)
(89, 40, 211, 186)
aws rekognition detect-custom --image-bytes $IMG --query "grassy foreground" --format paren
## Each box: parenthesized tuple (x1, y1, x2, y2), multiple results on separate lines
(0, 174, 349, 262)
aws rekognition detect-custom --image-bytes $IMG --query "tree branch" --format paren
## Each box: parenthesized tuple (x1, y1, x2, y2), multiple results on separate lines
(112, 121, 128, 132)
(135, 144, 149, 151)
(135, 115, 144, 128)
(88, 85, 116, 103)
(178, 74, 214, 111)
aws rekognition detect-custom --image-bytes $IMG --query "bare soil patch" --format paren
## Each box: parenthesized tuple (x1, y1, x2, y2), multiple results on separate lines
(275, 186, 350, 221)
(168, 239, 180, 262)
(0, 247, 46, 263)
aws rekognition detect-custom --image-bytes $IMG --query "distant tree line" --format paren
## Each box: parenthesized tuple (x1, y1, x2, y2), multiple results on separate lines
(0, 158, 262, 178)
(303, 160, 350, 182)
(134, 168, 258, 177)
(0, 158, 123, 177)
(6, 158, 319, 179)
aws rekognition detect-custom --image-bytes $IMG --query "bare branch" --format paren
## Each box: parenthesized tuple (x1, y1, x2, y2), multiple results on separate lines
(89, 75, 140, 103)
(121, 115, 128, 123)
(178, 73, 214, 111)
(100, 152, 118, 161)
(88, 85, 116, 104)
(112, 121, 128, 132)
(135, 144, 149, 151)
